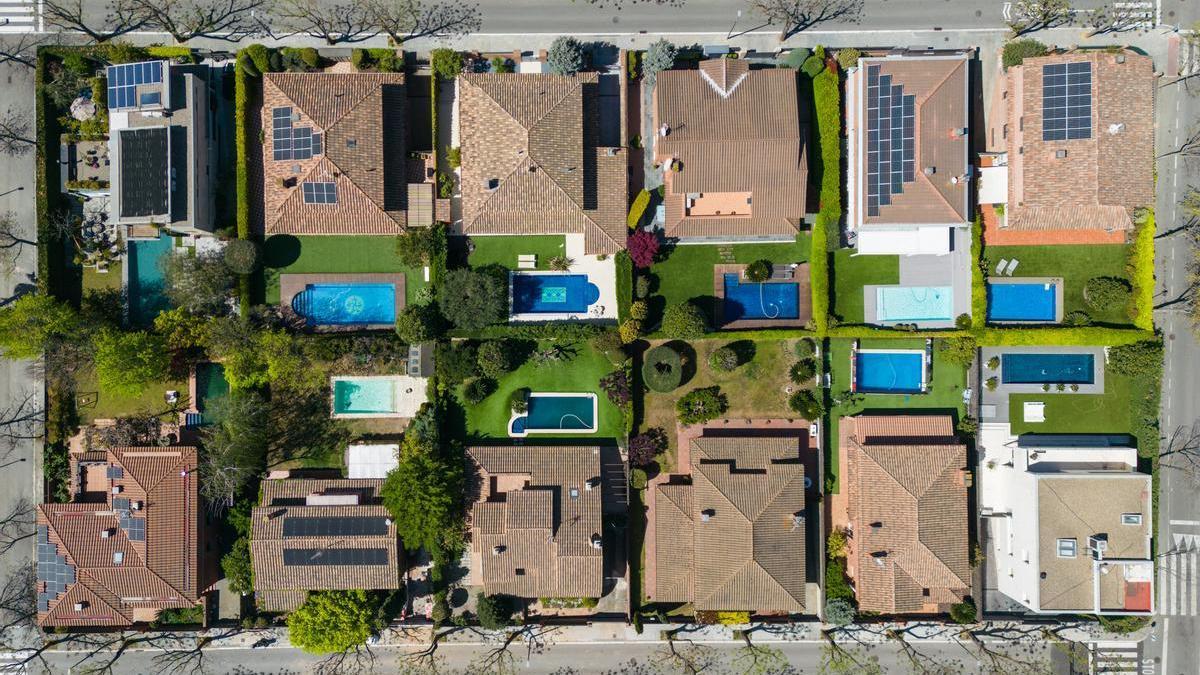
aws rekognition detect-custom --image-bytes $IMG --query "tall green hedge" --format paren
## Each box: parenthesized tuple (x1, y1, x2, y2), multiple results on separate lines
(812, 62, 841, 221)
(34, 48, 56, 296)
(810, 214, 830, 333)
(234, 51, 253, 312)
(971, 213, 986, 328)
(1127, 209, 1155, 331)
(974, 326, 1153, 346)
(615, 251, 633, 324)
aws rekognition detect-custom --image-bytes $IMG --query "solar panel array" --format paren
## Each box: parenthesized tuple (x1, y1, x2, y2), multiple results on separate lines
(106, 61, 164, 110)
(865, 65, 916, 218)
(37, 525, 76, 612)
(282, 516, 389, 538)
(120, 513, 146, 542)
(272, 107, 323, 161)
(113, 497, 130, 510)
(107, 465, 124, 479)
(283, 547, 390, 566)
(302, 181, 337, 205)
(1042, 62, 1092, 141)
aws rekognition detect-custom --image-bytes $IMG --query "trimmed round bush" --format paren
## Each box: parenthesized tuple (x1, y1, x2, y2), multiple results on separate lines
(744, 259, 771, 283)
(789, 358, 817, 384)
(788, 389, 824, 419)
(949, 600, 977, 625)
(642, 344, 683, 393)
(985, 376, 998, 391)
(1084, 276, 1132, 311)
(825, 598, 855, 627)
(630, 468, 648, 490)
(509, 388, 529, 414)
(223, 239, 260, 274)
(676, 386, 727, 425)
(835, 48, 861, 71)
(954, 313, 972, 330)
(801, 54, 825, 77)
(793, 338, 816, 359)
(635, 275, 651, 299)
(462, 377, 496, 405)
(618, 319, 643, 344)
(708, 346, 738, 373)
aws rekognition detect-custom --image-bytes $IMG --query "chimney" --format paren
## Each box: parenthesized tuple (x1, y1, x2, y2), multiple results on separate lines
(659, 123, 670, 137)
(100, 528, 113, 539)
(923, 166, 936, 176)
(492, 545, 506, 556)
(131, 501, 142, 511)
(954, 127, 967, 137)
(590, 533, 603, 550)
(700, 508, 716, 522)
(111, 485, 122, 495)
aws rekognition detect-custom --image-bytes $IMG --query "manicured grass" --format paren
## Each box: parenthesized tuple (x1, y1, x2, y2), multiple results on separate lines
(983, 244, 1132, 325)
(262, 235, 429, 305)
(1007, 366, 1135, 438)
(826, 338, 969, 491)
(74, 369, 188, 424)
(463, 235, 567, 271)
(82, 262, 122, 292)
(459, 340, 624, 441)
(831, 249, 899, 324)
(650, 238, 811, 325)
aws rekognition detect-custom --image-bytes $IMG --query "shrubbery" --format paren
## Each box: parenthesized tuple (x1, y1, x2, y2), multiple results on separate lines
(476, 593, 513, 630)
(628, 189, 651, 229)
(676, 386, 727, 425)
(1002, 39, 1048, 68)
(788, 388, 824, 419)
(548, 36, 585, 75)
(661, 302, 707, 339)
(708, 346, 738, 372)
(462, 377, 496, 404)
(949, 599, 977, 624)
(430, 48, 463, 80)
(744, 259, 771, 283)
(789, 359, 816, 384)
(1084, 276, 1132, 311)
(629, 427, 667, 468)
(1109, 339, 1162, 377)
(642, 344, 683, 392)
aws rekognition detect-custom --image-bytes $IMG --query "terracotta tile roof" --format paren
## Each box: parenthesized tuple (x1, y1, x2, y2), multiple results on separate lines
(840, 416, 970, 614)
(1005, 51, 1154, 236)
(36, 447, 203, 628)
(467, 446, 603, 599)
(261, 72, 413, 235)
(653, 436, 807, 613)
(251, 479, 402, 612)
(458, 73, 627, 255)
(851, 54, 971, 228)
(654, 60, 808, 239)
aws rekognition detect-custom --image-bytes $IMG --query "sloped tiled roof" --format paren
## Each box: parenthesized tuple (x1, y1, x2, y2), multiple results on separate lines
(1005, 51, 1154, 235)
(841, 415, 970, 614)
(261, 72, 411, 235)
(653, 436, 807, 613)
(654, 59, 808, 239)
(458, 73, 627, 255)
(36, 447, 203, 628)
(467, 446, 603, 599)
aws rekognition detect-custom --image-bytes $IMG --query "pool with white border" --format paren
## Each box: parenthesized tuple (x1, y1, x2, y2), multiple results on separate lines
(508, 392, 599, 437)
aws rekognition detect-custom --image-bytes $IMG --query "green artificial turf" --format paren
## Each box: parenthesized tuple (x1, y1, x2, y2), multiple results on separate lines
(831, 249, 900, 324)
(983, 244, 1132, 325)
(262, 235, 429, 305)
(463, 235, 568, 271)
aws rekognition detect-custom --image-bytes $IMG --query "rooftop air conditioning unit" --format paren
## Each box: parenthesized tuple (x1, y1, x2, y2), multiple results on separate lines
(131, 501, 142, 510)
(591, 534, 603, 550)
(111, 486, 122, 495)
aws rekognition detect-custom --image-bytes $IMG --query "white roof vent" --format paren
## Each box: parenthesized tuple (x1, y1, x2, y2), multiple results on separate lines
(113, 551, 124, 565)
(73, 602, 87, 611)
(923, 166, 936, 176)
(1107, 123, 1125, 135)
(700, 508, 715, 522)
(111, 485, 122, 494)
(659, 123, 670, 137)
(131, 501, 142, 510)
(1055, 149, 1068, 159)
(100, 529, 113, 539)
(591, 534, 603, 549)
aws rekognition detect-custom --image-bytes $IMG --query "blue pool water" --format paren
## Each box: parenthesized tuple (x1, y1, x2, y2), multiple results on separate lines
(855, 351, 925, 393)
(511, 274, 601, 314)
(292, 283, 396, 326)
(722, 274, 800, 321)
(875, 286, 953, 322)
(127, 232, 173, 326)
(988, 283, 1057, 322)
(332, 378, 398, 414)
(1001, 353, 1095, 384)
(514, 394, 596, 433)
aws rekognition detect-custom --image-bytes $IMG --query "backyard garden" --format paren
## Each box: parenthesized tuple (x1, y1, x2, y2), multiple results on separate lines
(830, 249, 900, 324)
(982, 243, 1134, 326)
(263, 235, 431, 306)
(452, 234, 568, 271)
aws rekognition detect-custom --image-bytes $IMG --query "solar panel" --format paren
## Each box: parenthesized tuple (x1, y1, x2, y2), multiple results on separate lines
(120, 513, 146, 541)
(36, 526, 77, 611)
(113, 497, 130, 510)
(865, 65, 916, 218)
(107, 466, 124, 479)
(1042, 61, 1092, 141)
(283, 548, 390, 566)
(301, 181, 338, 205)
(106, 61, 164, 111)
(281, 516, 388, 537)
(271, 107, 322, 161)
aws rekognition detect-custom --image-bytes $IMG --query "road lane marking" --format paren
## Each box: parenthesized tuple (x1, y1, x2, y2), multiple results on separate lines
(1170, 519, 1200, 526)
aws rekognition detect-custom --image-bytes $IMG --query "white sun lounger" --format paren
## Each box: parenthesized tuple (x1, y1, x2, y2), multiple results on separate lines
(1005, 259, 1019, 276)
(995, 258, 1009, 275)
(517, 254, 537, 270)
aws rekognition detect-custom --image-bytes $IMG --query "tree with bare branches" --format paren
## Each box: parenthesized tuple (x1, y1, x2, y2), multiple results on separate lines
(1007, 0, 1074, 36)
(0, 388, 43, 448)
(0, 32, 49, 69)
(0, 564, 36, 634)
(962, 628, 1056, 675)
(747, 0, 863, 40)
(0, 108, 35, 158)
(652, 626, 719, 675)
(367, 0, 481, 44)
(138, 0, 268, 43)
(1082, 1, 1153, 36)
(1160, 423, 1200, 483)
(42, 0, 152, 43)
(471, 625, 562, 675)
(819, 629, 882, 675)
(273, 0, 376, 44)
(884, 627, 966, 674)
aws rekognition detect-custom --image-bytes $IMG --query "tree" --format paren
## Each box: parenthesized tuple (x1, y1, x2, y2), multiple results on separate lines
(259, 329, 321, 391)
(0, 212, 35, 271)
(1006, 0, 1073, 37)
(676, 386, 727, 425)
(382, 444, 464, 553)
(162, 249, 234, 315)
(1082, 2, 1151, 36)
(204, 316, 269, 390)
(950, 599, 977, 624)
(1160, 422, 1200, 484)
(0, 108, 35, 157)
(744, 259, 771, 283)
(819, 632, 882, 675)
(477, 340, 516, 379)
(429, 47, 464, 80)
(642, 344, 683, 392)
(394, 303, 442, 343)
(394, 225, 445, 267)
(788, 388, 824, 419)
(274, 0, 375, 44)
(140, 0, 266, 43)
(437, 268, 507, 330)
(0, 33, 48, 69)
(627, 229, 660, 268)
(643, 39, 676, 85)
(547, 36, 585, 76)
(661, 301, 707, 339)
(937, 336, 978, 367)
(222, 238, 261, 275)
(475, 593, 513, 630)
(153, 307, 209, 352)
(288, 590, 381, 654)
(628, 428, 667, 467)
(0, 293, 81, 359)
(92, 329, 170, 397)
(708, 346, 738, 372)
(824, 598, 855, 626)
(748, 0, 864, 40)
(221, 536, 254, 594)
(789, 358, 816, 383)
(199, 391, 268, 510)
(43, 0, 151, 42)
(368, 0, 481, 45)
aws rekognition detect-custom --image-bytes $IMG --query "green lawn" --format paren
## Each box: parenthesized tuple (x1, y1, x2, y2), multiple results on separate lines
(826, 338, 968, 490)
(74, 369, 189, 424)
(262, 235, 429, 305)
(650, 238, 811, 326)
(983, 244, 1132, 325)
(831, 249, 899, 324)
(1006, 363, 1136, 438)
(458, 340, 625, 441)
(462, 235, 567, 271)
(82, 263, 122, 292)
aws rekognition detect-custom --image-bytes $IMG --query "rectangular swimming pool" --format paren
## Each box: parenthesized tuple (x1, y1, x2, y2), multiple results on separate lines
(854, 350, 925, 394)
(126, 232, 173, 327)
(988, 283, 1057, 322)
(509, 393, 598, 436)
(722, 274, 800, 322)
(511, 273, 601, 314)
(195, 362, 229, 423)
(292, 283, 397, 326)
(875, 286, 953, 322)
(1001, 353, 1095, 384)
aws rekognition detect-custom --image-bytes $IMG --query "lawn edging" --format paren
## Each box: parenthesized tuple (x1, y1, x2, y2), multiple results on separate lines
(1127, 208, 1155, 331)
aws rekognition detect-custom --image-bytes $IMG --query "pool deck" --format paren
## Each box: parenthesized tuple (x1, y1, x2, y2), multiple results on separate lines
(712, 263, 812, 330)
(985, 276, 1065, 324)
(851, 342, 931, 394)
(862, 227, 973, 328)
(508, 234, 618, 323)
(978, 346, 1107, 424)
(330, 374, 429, 419)
(280, 273, 406, 330)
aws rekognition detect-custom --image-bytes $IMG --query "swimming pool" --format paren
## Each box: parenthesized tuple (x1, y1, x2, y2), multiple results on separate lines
(988, 283, 1057, 322)
(292, 283, 397, 326)
(511, 273, 601, 314)
(875, 286, 953, 323)
(195, 362, 229, 423)
(1001, 353, 1095, 384)
(854, 350, 926, 394)
(331, 375, 428, 418)
(127, 232, 173, 326)
(722, 274, 800, 322)
(509, 393, 598, 436)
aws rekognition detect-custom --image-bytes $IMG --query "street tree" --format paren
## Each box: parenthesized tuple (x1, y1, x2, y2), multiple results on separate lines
(0, 388, 44, 449)
(367, 0, 482, 44)
(1161, 422, 1200, 484)
(1006, 0, 1073, 37)
(1082, 1, 1151, 36)
(0, 33, 48, 69)
(42, 0, 152, 42)
(819, 629, 882, 675)
(287, 590, 381, 654)
(0, 498, 34, 558)
(0, 564, 36, 633)
(0, 293, 82, 360)
(274, 0, 376, 45)
(0, 212, 35, 267)
(138, 0, 267, 42)
(643, 38, 677, 85)
(0, 108, 35, 157)
(747, 0, 864, 40)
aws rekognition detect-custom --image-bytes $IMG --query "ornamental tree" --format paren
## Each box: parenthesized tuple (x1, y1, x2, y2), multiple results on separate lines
(92, 329, 170, 397)
(382, 444, 464, 553)
(627, 229, 660, 268)
(287, 590, 381, 654)
(643, 39, 676, 85)
(437, 268, 507, 331)
(0, 293, 81, 359)
(676, 386, 727, 425)
(661, 301, 707, 339)
(547, 36, 584, 76)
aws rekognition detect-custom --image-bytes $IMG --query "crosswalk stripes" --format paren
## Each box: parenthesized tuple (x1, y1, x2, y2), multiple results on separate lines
(1157, 542, 1200, 616)
(0, 0, 37, 33)
(1087, 641, 1141, 674)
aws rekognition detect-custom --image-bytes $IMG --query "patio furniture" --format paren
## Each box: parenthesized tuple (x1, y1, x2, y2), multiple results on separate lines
(1006, 259, 1020, 276)
(1023, 401, 1045, 423)
(994, 258, 1009, 275)
(517, 254, 537, 269)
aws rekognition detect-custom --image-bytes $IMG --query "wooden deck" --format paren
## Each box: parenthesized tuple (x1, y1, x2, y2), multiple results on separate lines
(712, 263, 812, 330)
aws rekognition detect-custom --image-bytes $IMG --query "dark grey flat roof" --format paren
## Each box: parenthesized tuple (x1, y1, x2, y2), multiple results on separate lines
(119, 127, 169, 218)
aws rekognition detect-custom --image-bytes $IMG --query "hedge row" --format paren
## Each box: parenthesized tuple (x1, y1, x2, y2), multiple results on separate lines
(809, 215, 830, 333)
(448, 322, 606, 341)
(431, 74, 440, 204)
(1128, 209, 1155, 331)
(971, 213, 986, 328)
(974, 326, 1153, 347)
(34, 48, 55, 296)
(615, 251, 633, 324)
(234, 50, 253, 312)
(812, 60, 842, 219)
